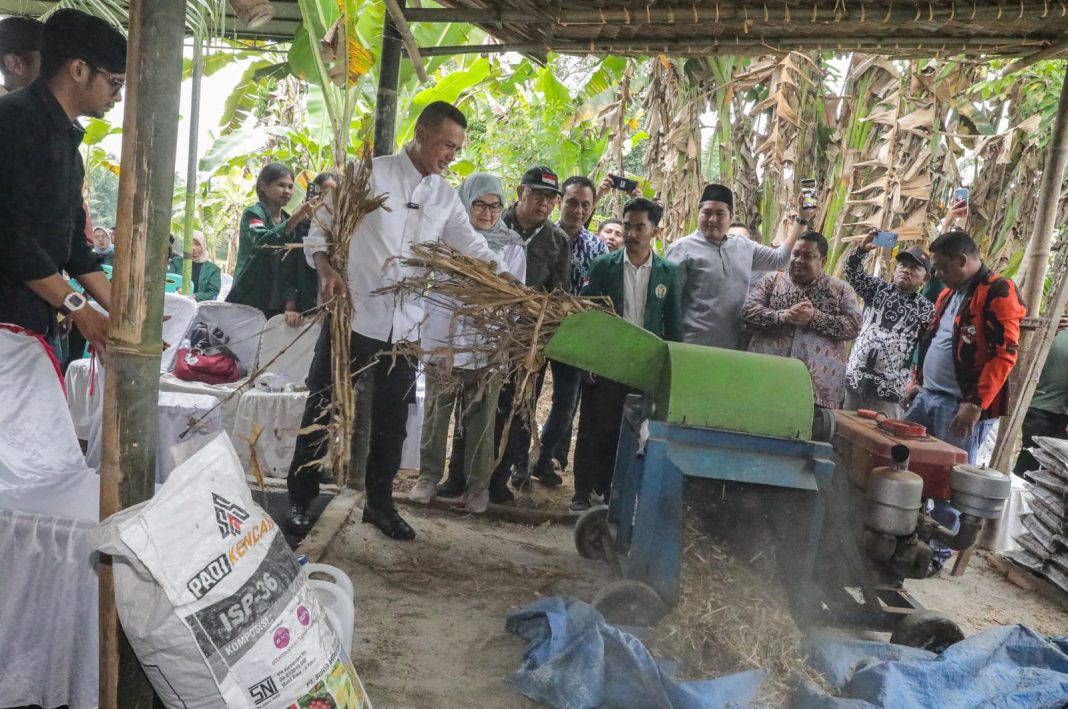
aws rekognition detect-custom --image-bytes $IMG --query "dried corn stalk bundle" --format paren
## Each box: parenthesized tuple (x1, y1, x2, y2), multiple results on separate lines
(376, 241, 611, 458)
(320, 147, 388, 486)
(649, 486, 830, 706)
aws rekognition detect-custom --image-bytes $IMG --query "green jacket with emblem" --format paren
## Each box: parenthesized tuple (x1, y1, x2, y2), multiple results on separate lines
(226, 201, 289, 316)
(581, 249, 683, 342)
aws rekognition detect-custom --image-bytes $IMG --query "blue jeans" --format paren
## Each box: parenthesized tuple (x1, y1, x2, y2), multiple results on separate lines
(905, 388, 995, 567)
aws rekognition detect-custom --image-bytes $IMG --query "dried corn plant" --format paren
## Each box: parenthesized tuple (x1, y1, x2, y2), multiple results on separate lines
(320, 147, 388, 486)
(735, 53, 821, 234)
(593, 59, 638, 220)
(643, 56, 706, 242)
(374, 242, 610, 461)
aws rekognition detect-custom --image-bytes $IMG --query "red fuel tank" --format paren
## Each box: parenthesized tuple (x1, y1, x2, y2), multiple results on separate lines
(832, 410, 966, 500)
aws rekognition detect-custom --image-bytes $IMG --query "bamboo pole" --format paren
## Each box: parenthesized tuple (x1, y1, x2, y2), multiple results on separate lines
(180, 31, 203, 296)
(373, 0, 404, 157)
(988, 64, 1068, 478)
(383, 0, 429, 83)
(98, 0, 187, 703)
(1002, 39, 1068, 76)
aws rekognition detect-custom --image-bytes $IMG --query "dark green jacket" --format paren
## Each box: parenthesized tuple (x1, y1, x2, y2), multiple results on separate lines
(168, 256, 222, 302)
(226, 201, 289, 316)
(581, 250, 683, 342)
(502, 205, 570, 292)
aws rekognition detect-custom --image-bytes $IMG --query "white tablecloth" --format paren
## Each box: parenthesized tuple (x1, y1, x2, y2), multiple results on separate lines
(0, 506, 99, 708)
(65, 357, 100, 440)
(86, 391, 223, 484)
(232, 388, 308, 478)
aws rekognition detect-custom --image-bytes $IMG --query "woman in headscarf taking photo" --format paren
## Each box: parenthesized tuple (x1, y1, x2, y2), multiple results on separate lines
(168, 231, 222, 301)
(409, 172, 527, 513)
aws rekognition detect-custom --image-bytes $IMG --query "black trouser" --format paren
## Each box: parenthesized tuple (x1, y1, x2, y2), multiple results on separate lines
(532, 361, 582, 474)
(1013, 407, 1068, 476)
(287, 325, 415, 510)
(573, 377, 633, 500)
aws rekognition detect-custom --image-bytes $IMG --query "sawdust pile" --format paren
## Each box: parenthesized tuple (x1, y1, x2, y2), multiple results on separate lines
(648, 486, 831, 705)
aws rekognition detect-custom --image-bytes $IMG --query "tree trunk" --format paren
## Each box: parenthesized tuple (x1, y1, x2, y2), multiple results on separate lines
(98, 0, 188, 703)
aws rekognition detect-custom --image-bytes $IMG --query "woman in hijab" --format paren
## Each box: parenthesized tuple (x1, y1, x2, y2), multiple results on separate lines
(168, 232, 222, 301)
(92, 226, 114, 266)
(409, 173, 527, 513)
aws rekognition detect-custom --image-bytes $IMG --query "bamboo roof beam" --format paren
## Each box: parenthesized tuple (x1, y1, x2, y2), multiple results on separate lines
(406, 3, 1068, 26)
(383, 0, 429, 83)
(1002, 38, 1068, 76)
(418, 36, 1050, 57)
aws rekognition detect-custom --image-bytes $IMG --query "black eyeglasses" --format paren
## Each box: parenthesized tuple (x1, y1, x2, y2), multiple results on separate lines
(471, 200, 503, 214)
(87, 62, 125, 94)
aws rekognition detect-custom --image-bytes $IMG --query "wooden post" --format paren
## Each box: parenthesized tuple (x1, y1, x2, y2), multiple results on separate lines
(180, 31, 203, 296)
(988, 64, 1068, 477)
(373, 0, 403, 157)
(99, 0, 188, 703)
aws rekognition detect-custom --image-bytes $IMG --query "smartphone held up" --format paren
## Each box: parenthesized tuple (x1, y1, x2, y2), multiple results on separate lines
(800, 178, 818, 210)
(873, 230, 899, 249)
(609, 174, 640, 193)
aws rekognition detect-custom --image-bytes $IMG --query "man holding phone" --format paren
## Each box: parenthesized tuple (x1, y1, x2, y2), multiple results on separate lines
(843, 229, 935, 417)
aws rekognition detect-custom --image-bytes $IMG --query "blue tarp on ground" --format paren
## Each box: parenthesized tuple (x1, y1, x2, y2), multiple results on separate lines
(796, 625, 1068, 708)
(505, 597, 765, 709)
(506, 597, 1068, 709)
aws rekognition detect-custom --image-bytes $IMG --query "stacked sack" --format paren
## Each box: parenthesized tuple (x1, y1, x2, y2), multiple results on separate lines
(1007, 436, 1068, 594)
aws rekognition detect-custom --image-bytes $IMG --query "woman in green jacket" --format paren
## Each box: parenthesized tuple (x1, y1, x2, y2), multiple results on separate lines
(168, 232, 222, 301)
(226, 163, 319, 318)
(282, 170, 338, 326)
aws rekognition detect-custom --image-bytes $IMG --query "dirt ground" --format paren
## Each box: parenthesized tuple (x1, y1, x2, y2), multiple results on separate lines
(321, 506, 613, 709)
(321, 501, 1068, 709)
(909, 551, 1068, 637)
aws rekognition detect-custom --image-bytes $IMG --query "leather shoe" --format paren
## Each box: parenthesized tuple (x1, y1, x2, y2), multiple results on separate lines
(362, 505, 416, 541)
(285, 503, 312, 535)
(532, 467, 563, 487)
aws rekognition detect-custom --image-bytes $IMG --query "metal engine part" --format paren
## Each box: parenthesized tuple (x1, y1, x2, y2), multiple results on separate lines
(950, 465, 1011, 519)
(865, 445, 924, 536)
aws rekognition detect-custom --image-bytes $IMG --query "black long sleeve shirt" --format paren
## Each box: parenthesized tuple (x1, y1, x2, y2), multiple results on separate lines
(0, 79, 100, 336)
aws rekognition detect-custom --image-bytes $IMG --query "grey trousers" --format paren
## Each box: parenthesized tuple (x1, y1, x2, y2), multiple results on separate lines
(419, 365, 501, 492)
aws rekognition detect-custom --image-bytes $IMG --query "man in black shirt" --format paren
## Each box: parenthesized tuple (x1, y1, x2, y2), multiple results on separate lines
(0, 16, 42, 93)
(0, 10, 126, 355)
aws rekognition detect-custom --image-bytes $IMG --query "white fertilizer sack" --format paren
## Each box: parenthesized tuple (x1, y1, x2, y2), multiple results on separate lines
(93, 434, 370, 708)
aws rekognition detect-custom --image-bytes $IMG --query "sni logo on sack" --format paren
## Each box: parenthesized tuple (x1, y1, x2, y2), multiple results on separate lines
(214, 492, 250, 538)
(249, 676, 279, 704)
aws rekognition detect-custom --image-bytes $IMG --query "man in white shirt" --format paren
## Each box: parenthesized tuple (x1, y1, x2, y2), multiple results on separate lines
(286, 101, 517, 540)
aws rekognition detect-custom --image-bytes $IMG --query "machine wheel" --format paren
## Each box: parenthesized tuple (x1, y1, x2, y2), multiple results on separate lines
(592, 580, 669, 626)
(574, 505, 611, 561)
(890, 610, 965, 653)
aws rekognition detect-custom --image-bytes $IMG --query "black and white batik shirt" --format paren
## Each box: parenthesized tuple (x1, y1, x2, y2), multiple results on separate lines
(843, 248, 936, 403)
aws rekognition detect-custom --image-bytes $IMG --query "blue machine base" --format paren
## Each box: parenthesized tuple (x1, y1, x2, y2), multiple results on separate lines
(608, 396, 835, 606)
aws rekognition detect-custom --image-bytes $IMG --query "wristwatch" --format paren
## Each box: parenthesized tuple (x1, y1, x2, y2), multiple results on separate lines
(58, 291, 88, 317)
(792, 215, 809, 226)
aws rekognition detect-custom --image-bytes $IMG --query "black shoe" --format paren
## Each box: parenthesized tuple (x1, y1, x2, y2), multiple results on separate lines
(570, 496, 591, 514)
(362, 505, 416, 541)
(285, 503, 312, 535)
(532, 466, 563, 487)
(489, 482, 515, 505)
(436, 474, 467, 499)
(554, 456, 569, 472)
(511, 467, 532, 490)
